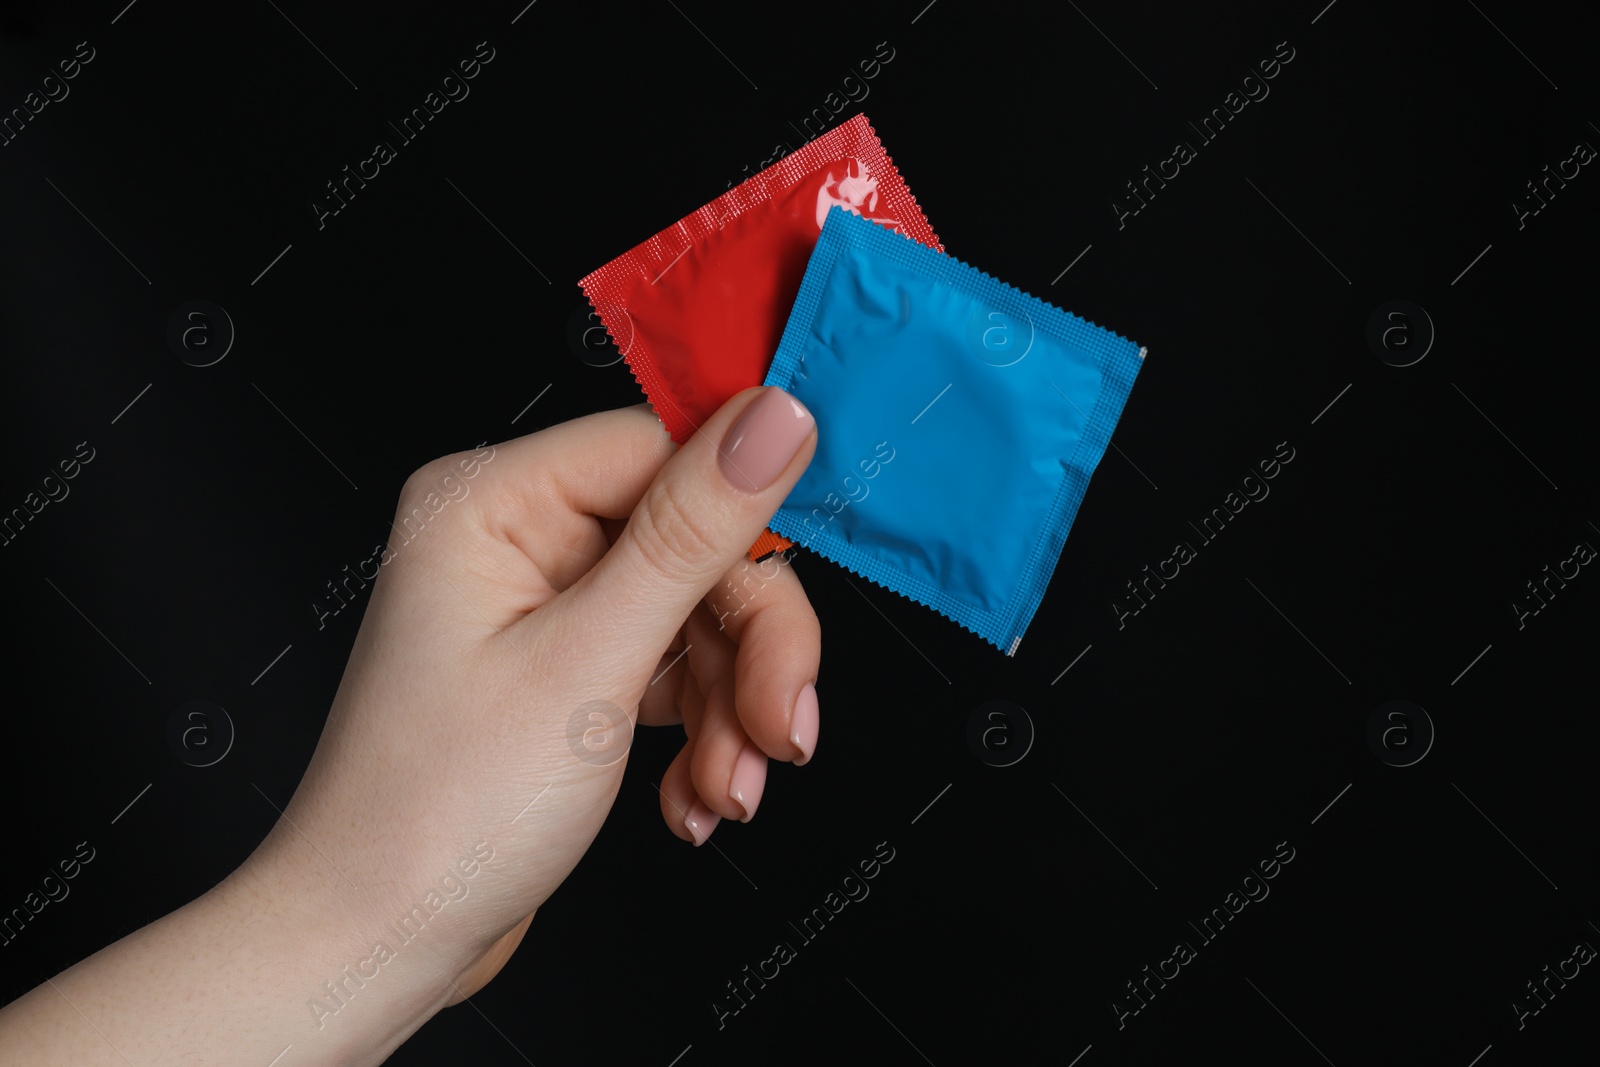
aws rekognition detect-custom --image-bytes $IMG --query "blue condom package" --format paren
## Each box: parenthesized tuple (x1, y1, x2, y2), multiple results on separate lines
(762, 206, 1146, 653)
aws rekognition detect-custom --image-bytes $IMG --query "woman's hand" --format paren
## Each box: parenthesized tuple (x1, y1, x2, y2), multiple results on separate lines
(0, 385, 821, 1065)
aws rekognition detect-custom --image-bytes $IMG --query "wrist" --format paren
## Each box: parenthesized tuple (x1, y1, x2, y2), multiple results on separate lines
(213, 846, 470, 1064)
(0, 852, 462, 1067)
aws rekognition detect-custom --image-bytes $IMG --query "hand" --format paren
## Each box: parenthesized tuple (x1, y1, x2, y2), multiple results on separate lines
(278, 382, 821, 987)
(0, 385, 821, 1065)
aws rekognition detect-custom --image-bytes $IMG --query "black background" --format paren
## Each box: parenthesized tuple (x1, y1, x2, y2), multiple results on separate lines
(2, 1, 1596, 1064)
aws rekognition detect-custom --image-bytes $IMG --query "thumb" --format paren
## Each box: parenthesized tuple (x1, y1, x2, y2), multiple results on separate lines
(553, 385, 817, 667)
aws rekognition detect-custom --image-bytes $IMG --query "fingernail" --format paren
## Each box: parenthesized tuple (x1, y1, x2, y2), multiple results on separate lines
(790, 683, 819, 766)
(729, 743, 768, 822)
(685, 799, 720, 846)
(719, 387, 815, 493)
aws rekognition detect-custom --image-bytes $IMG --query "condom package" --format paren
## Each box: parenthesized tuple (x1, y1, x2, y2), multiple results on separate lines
(762, 207, 1147, 654)
(578, 114, 941, 560)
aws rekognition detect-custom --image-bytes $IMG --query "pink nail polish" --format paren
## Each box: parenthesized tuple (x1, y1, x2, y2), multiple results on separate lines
(718, 388, 815, 492)
(790, 683, 819, 765)
(729, 743, 768, 822)
(685, 799, 720, 846)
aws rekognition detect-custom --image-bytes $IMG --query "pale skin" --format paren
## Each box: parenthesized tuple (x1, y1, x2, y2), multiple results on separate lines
(0, 386, 822, 1064)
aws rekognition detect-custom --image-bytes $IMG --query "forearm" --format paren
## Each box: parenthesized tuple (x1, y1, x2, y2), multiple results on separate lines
(0, 859, 457, 1066)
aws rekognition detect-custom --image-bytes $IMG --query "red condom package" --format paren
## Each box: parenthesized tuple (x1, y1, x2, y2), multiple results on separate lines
(579, 114, 941, 560)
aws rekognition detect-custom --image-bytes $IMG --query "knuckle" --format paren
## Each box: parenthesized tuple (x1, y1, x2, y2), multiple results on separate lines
(398, 458, 450, 503)
(632, 477, 722, 575)
(389, 457, 471, 556)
